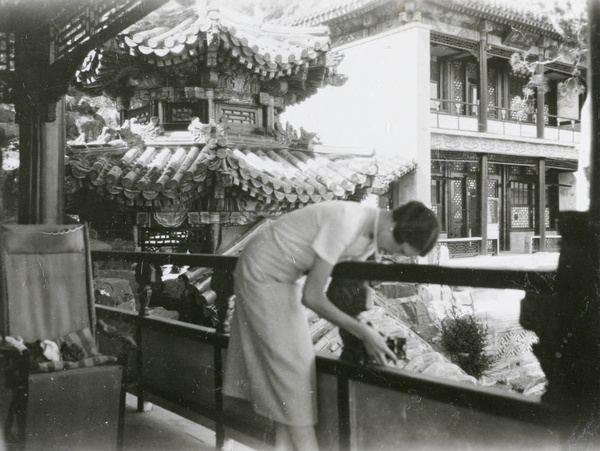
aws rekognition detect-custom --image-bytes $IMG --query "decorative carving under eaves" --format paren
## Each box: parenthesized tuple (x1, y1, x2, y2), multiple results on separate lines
(272, 121, 295, 147)
(271, 121, 320, 150)
(116, 120, 146, 148)
(140, 116, 162, 141)
(128, 71, 164, 89)
(327, 73, 348, 87)
(188, 117, 228, 144)
(262, 79, 289, 96)
(329, 4, 401, 47)
(431, 133, 578, 161)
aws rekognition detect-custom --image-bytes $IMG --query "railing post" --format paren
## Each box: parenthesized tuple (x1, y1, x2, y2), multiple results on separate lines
(214, 343, 226, 450)
(136, 287, 150, 412)
(210, 268, 235, 333)
(337, 374, 351, 451)
(209, 267, 234, 448)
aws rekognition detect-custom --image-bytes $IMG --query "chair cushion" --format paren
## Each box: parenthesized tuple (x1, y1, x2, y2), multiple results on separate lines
(34, 355, 118, 373)
(54, 327, 99, 358)
(30, 327, 117, 373)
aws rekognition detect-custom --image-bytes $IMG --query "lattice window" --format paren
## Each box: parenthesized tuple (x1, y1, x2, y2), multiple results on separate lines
(467, 179, 476, 191)
(468, 164, 478, 173)
(431, 179, 445, 230)
(488, 164, 499, 175)
(545, 236, 561, 251)
(526, 166, 537, 175)
(487, 67, 497, 111)
(488, 180, 498, 198)
(453, 61, 464, 108)
(511, 206, 531, 228)
(0, 32, 15, 72)
(170, 106, 193, 122)
(446, 240, 479, 256)
(452, 162, 465, 172)
(453, 180, 463, 220)
(0, 32, 15, 102)
(510, 166, 522, 176)
(138, 228, 207, 253)
(532, 236, 561, 252)
(511, 181, 529, 204)
(466, 61, 477, 78)
(510, 180, 535, 228)
(220, 107, 257, 125)
(488, 198, 499, 224)
(126, 105, 153, 125)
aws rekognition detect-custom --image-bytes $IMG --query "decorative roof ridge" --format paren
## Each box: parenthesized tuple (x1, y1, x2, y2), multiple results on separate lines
(277, 0, 389, 27)
(212, 8, 331, 37)
(278, 0, 563, 40)
(442, 0, 558, 36)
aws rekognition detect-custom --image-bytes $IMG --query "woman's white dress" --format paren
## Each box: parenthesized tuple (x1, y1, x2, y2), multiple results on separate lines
(223, 201, 376, 426)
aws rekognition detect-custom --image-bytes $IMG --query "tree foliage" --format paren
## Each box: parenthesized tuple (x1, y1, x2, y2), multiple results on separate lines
(441, 313, 495, 379)
(510, 0, 587, 100)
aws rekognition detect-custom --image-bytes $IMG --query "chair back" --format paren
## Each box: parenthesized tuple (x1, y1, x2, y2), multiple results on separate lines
(0, 224, 95, 342)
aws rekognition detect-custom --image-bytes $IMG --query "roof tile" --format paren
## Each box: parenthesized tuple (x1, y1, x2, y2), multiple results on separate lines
(67, 137, 411, 211)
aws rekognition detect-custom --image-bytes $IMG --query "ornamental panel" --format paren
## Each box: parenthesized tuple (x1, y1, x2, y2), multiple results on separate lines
(0, 32, 14, 102)
(430, 132, 579, 162)
(511, 206, 531, 228)
(495, 328, 538, 359)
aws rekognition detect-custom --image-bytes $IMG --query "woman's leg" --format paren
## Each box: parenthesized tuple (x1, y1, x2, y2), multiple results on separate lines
(275, 423, 293, 450)
(276, 423, 319, 451)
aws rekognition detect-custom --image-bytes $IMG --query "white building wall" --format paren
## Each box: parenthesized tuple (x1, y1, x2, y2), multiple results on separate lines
(282, 22, 432, 205)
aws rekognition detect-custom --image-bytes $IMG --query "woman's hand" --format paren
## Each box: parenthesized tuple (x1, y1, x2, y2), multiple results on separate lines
(302, 256, 399, 366)
(359, 323, 399, 365)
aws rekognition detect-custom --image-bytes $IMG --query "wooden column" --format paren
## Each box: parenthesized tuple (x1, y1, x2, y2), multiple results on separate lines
(479, 154, 488, 255)
(477, 22, 490, 133)
(536, 60, 545, 139)
(206, 89, 215, 122)
(14, 26, 66, 224)
(537, 159, 546, 252)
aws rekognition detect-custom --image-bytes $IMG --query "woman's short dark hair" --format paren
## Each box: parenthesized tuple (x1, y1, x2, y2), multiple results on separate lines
(391, 201, 440, 256)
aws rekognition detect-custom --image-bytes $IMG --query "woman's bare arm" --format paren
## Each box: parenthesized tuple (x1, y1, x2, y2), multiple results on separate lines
(301, 256, 398, 365)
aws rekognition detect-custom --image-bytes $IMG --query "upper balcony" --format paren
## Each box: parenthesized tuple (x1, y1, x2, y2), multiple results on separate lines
(430, 99, 581, 145)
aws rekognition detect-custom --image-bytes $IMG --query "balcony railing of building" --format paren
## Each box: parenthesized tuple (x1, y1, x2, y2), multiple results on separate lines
(430, 98, 581, 143)
(92, 249, 563, 450)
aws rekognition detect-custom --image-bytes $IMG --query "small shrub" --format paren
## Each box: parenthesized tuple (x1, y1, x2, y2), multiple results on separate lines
(440, 313, 495, 379)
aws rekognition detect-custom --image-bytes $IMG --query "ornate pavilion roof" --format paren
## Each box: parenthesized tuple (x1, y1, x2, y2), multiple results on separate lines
(75, 6, 346, 105)
(68, 3, 416, 218)
(65, 128, 415, 214)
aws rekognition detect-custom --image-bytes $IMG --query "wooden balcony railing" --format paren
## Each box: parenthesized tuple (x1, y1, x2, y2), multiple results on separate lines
(92, 250, 561, 450)
(430, 98, 581, 143)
